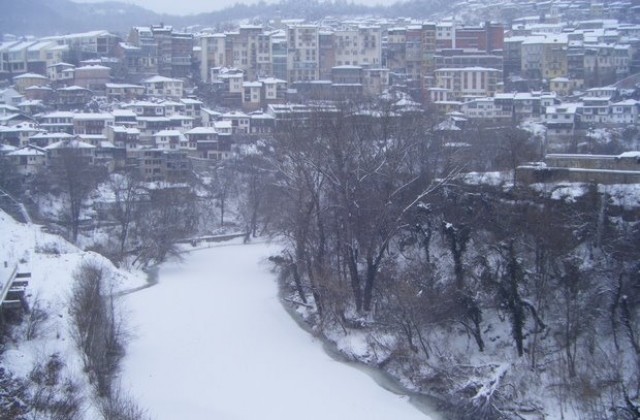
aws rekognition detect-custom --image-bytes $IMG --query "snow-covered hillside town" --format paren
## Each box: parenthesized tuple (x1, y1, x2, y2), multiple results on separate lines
(2, 0, 640, 419)
(1, 2, 640, 172)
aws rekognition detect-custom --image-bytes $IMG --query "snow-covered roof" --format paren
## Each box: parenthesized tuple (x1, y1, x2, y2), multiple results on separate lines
(0, 143, 17, 153)
(77, 134, 107, 140)
(45, 140, 95, 150)
(72, 113, 114, 121)
(223, 111, 249, 118)
(25, 85, 52, 91)
(619, 151, 640, 158)
(153, 130, 183, 137)
(27, 41, 55, 51)
(180, 98, 203, 104)
(30, 132, 74, 140)
(8, 146, 46, 156)
(57, 85, 90, 92)
(143, 75, 181, 83)
(111, 109, 137, 117)
(40, 111, 74, 119)
(250, 113, 275, 120)
(75, 65, 110, 71)
(47, 62, 75, 69)
(13, 73, 48, 80)
(167, 115, 193, 121)
(0, 123, 41, 132)
(214, 121, 232, 129)
(435, 66, 501, 72)
(112, 126, 140, 134)
(186, 127, 217, 135)
(137, 116, 170, 122)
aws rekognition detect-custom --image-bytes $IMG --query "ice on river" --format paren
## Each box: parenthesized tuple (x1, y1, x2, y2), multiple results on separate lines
(122, 239, 435, 420)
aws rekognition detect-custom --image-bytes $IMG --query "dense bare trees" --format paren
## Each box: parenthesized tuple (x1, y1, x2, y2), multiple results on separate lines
(134, 186, 198, 266)
(264, 110, 640, 417)
(267, 102, 453, 319)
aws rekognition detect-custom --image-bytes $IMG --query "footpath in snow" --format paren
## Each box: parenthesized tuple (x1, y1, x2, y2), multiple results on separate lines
(122, 239, 438, 419)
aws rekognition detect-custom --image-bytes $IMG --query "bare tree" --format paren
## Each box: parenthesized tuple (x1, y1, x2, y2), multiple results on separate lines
(134, 185, 198, 266)
(69, 262, 125, 397)
(193, 160, 238, 228)
(107, 171, 144, 263)
(235, 147, 274, 239)
(24, 293, 48, 341)
(48, 146, 107, 242)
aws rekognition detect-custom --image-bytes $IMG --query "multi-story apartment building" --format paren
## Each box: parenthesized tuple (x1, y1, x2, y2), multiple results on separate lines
(385, 27, 406, 73)
(271, 30, 288, 81)
(567, 40, 585, 81)
(199, 34, 227, 82)
(127, 25, 192, 79)
(73, 65, 111, 92)
(1, 40, 40, 76)
(12, 73, 48, 94)
(42, 30, 120, 63)
(72, 113, 115, 135)
(333, 26, 382, 68)
(47, 62, 75, 86)
(142, 75, 184, 99)
(405, 25, 425, 86)
(122, 27, 159, 80)
(434, 50, 504, 72)
(236, 26, 263, 80)
(256, 31, 273, 78)
(420, 23, 437, 93)
(503, 36, 524, 81)
(363, 68, 389, 96)
(242, 81, 262, 111)
(211, 67, 244, 106)
(541, 35, 568, 80)
(151, 25, 173, 77)
(171, 32, 194, 79)
(448, 22, 504, 52)
(520, 36, 546, 81)
(261, 77, 287, 104)
(433, 67, 502, 100)
(37, 112, 74, 134)
(287, 25, 320, 83)
(105, 83, 145, 101)
(318, 30, 335, 80)
(436, 21, 455, 50)
(23, 40, 61, 75)
(509, 34, 567, 87)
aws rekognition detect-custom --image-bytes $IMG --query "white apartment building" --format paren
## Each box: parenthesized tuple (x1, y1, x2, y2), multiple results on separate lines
(142, 75, 184, 98)
(333, 26, 382, 68)
(287, 25, 319, 83)
(434, 67, 502, 100)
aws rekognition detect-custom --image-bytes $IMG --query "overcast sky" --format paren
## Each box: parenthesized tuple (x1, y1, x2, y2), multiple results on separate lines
(75, 0, 384, 16)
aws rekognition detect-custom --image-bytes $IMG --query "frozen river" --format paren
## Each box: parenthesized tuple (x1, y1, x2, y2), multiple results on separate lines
(122, 239, 438, 419)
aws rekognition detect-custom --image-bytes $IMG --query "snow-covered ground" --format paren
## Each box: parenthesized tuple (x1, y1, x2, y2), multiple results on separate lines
(0, 209, 147, 417)
(121, 240, 437, 420)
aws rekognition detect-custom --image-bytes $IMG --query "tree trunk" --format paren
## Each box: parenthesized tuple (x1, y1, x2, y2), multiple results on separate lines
(346, 247, 362, 312)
